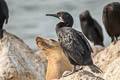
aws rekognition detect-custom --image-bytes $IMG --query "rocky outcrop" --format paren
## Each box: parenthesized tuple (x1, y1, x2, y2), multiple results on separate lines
(0, 30, 46, 80)
(55, 41, 120, 80)
(55, 70, 104, 80)
(35, 50, 48, 74)
(2, 30, 119, 80)
(94, 41, 120, 80)
(92, 45, 105, 57)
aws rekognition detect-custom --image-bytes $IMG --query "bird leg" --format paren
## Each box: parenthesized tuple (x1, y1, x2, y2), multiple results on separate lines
(112, 37, 118, 45)
(0, 19, 4, 39)
(72, 65, 78, 73)
(0, 29, 3, 39)
(76, 65, 83, 70)
(62, 65, 78, 77)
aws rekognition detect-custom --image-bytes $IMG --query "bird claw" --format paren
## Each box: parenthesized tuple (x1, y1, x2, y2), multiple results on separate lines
(112, 37, 118, 45)
(76, 66, 83, 70)
(62, 67, 83, 77)
(62, 71, 75, 77)
(113, 40, 118, 45)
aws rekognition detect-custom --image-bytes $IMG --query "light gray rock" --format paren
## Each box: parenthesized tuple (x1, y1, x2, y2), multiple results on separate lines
(0, 30, 46, 80)
(58, 70, 104, 80)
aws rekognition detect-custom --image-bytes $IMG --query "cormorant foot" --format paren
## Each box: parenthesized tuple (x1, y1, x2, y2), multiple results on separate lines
(76, 66, 83, 70)
(113, 39, 118, 45)
(112, 37, 118, 45)
(62, 70, 78, 77)
(63, 65, 80, 77)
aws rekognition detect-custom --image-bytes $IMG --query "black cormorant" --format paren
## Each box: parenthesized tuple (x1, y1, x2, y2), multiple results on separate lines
(0, 0, 9, 39)
(46, 11, 102, 76)
(103, 2, 120, 44)
(80, 10, 104, 47)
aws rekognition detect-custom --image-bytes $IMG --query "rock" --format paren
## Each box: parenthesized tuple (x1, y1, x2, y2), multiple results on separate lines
(35, 50, 48, 74)
(94, 41, 120, 80)
(92, 45, 105, 57)
(0, 30, 45, 80)
(103, 58, 120, 80)
(58, 70, 104, 80)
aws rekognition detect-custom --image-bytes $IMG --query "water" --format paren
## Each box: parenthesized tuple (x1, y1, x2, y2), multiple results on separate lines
(6, 0, 119, 50)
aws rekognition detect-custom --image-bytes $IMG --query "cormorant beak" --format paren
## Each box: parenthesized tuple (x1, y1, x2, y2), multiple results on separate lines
(46, 14, 64, 22)
(46, 14, 59, 18)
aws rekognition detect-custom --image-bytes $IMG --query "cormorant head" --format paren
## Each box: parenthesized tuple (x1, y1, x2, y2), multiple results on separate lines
(79, 10, 92, 21)
(46, 11, 74, 27)
(103, 2, 120, 15)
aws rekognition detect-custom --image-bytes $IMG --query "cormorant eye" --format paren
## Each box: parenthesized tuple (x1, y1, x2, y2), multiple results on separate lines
(57, 13, 61, 16)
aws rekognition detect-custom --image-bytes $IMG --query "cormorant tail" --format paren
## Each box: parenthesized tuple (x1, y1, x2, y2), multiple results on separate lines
(89, 64, 103, 73)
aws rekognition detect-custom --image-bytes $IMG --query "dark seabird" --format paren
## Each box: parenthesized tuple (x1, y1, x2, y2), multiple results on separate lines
(80, 10, 104, 47)
(103, 2, 120, 43)
(0, 0, 9, 39)
(46, 11, 102, 76)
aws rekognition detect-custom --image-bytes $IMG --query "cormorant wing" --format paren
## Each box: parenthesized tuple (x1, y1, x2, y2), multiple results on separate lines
(0, 0, 9, 24)
(93, 19, 103, 41)
(77, 31, 93, 53)
(58, 27, 93, 63)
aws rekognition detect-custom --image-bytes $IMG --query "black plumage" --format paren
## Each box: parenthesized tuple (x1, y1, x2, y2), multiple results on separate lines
(0, 0, 9, 39)
(80, 10, 104, 46)
(46, 11, 102, 75)
(103, 2, 120, 43)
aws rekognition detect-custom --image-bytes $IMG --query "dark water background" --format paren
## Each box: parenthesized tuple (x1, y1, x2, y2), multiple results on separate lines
(6, 0, 119, 50)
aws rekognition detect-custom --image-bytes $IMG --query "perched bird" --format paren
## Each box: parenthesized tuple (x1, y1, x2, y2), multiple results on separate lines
(0, 0, 9, 39)
(80, 10, 104, 47)
(103, 2, 120, 44)
(46, 11, 102, 76)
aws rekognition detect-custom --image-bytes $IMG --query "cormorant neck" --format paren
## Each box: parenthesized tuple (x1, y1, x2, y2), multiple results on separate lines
(64, 17, 74, 27)
(87, 16, 94, 24)
(56, 22, 65, 29)
(65, 22, 73, 27)
(56, 22, 73, 34)
(57, 21, 73, 27)
(56, 22, 73, 29)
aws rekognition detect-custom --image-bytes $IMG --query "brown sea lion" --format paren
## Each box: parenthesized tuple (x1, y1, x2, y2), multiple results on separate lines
(36, 36, 72, 80)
